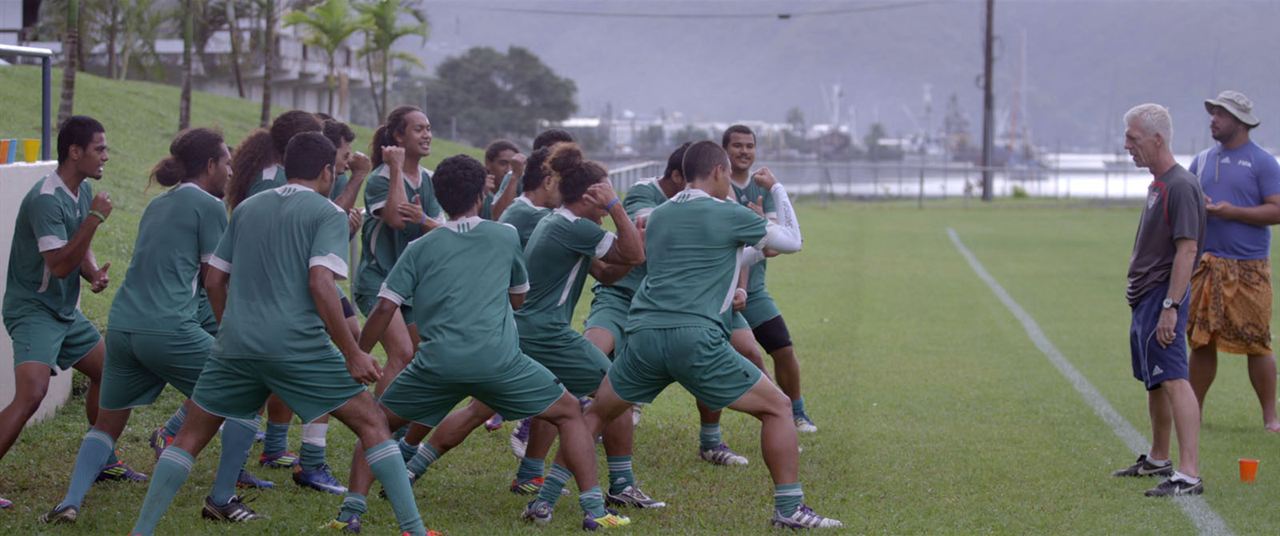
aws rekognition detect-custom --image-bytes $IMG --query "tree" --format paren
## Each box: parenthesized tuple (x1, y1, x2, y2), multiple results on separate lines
(864, 122, 903, 161)
(284, 0, 360, 116)
(259, 0, 275, 126)
(786, 106, 806, 134)
(178, 0, 194, 130)
(423, 46, 577, 146)
(670, 124, 712, 144)
(355, 0, 428, 122)
(57, 0, 79, 125)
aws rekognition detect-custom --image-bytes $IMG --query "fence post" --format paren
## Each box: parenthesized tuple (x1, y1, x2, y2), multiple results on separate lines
(917, 167, 925, 209)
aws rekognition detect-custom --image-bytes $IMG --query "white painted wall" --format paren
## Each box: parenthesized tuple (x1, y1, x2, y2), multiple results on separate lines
(0, 161, 72, 424)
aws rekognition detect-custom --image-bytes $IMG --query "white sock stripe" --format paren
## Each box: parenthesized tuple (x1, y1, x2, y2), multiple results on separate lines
(365, 445, 399, 465)
(160, 450, 195, 471)
(301, 423, 329, 447)
(416, 444, 438, 461)
(775, 490, 805, 497)
(85, 429, 115, 448)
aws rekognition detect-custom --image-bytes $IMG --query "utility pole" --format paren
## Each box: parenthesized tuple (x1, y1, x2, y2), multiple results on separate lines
(980, 0, 995, 201)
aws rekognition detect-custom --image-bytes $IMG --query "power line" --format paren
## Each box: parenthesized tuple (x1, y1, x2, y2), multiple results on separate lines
(440, 1, 942, 21)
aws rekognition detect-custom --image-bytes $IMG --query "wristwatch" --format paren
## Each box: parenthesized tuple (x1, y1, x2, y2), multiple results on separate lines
(1162, 298, 1179, 310)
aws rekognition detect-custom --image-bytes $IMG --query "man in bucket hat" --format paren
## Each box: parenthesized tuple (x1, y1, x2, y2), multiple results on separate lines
(1187, 90, 1280, 433)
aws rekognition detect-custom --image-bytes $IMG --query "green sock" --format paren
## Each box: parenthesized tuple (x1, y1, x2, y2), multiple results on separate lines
(578, 485, 607, 518)
(131, 446, 195, 536)
(210, 417, 258, 506)
(516, 456, 545, 482)
(58, 428, 115, 509)
(162, 405, 187, 437)
(774, 482, 804, 516)
(535, 463, 571, 507)
(397, 438, 417, 462)
(366, 440, 425, 536)
(299, 422, 328, 471)
(264, 422, 289, 455)
(337, 492, 367, 522)
(406, 442, 439, 478)
(699, 423, 722, 450)
(606, 455, 634, 494)
(791, 397, 806, 417)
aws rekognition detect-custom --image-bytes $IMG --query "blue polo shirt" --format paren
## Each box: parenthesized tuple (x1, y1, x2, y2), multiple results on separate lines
(1189, 141, 1280, 260)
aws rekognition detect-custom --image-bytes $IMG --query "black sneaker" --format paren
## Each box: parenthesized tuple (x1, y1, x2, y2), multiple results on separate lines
(1145, 477, 1204, 497)
(1111, 454, 1173, 477)
(201, 495, 261, 522)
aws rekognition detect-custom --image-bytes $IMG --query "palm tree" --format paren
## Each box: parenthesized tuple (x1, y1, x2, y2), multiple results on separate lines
(225, 0, 246, 97)
(259, 0, 275, 126)
(283, 0, 360, 116)
(57, 0, 79, 125)
(354, 0, 427, 122)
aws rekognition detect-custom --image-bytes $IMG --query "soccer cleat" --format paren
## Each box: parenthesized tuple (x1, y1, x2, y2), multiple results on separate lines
(509, 419, 531, 458)
(39, 504, 78, 524)
(770, 504, 843, 529)
(0, 496, 11, 509)
(583, 508, 631, 530)
(324, 515, 362, 533)
(259, 450, 299, 469)
(293, 464, 347, 494)
(484, 414, 505, 431)
(237, 469, 275, 489)
(606, 485, 667, 509)
(510, 476, 544, 495)
(201, 495, 261, 522)
(1112, 454, 1173, 478)
(521, 500, 553, 526)
(149, 427, 174, 460)
(1145, 477, 1204, 497)
(794, 413, 818, 433)
(700, 443, 749, 466)
(96, 461, 148, 483)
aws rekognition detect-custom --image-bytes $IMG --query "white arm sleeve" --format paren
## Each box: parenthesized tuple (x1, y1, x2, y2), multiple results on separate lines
(754, 184, 803, 254)
(739, 246, 767, 269)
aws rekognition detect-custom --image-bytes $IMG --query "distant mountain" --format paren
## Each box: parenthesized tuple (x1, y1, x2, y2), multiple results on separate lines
(411, 1, 1280, 152)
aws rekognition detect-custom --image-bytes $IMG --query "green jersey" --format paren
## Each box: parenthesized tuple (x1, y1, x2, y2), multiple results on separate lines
(354, 163, 441, 296)
(379, 216, 529, 379)
(109, 183, 228, 334)
(628, 189, 767, 336)
(209, 183, 351, 359)
(2, 173, 94, 321)
(730, 177, 776, 295)
(594, 178, 668, 296)
(246, 164, 288, 199)
(497, 196, 552, 248)
(515, 209, 615, 332)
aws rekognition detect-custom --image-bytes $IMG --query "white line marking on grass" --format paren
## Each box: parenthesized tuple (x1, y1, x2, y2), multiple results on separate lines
(946, 227, 1232, 536)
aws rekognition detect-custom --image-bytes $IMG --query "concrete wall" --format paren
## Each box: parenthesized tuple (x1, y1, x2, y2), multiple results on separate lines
(0, 161, 72, 424)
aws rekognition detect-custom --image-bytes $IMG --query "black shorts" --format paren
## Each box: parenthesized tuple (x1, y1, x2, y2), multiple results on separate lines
(751, 315, 793, 354)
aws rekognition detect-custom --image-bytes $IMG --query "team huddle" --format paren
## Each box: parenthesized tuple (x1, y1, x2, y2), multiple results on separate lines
(0, 106, 841, 533)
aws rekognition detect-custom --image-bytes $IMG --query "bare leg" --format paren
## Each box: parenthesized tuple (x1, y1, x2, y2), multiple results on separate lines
(584, 328, 615, 358)
(0, 363, 54, 460)
(425, 400, 493, 454)
(726, 377, 798, 485)
(523, 416, 558, 462)
(345, 405, 409, 498)
(1188, 342, 1217, 411)
(1246, 353, 1280, 431)
(1148, 386, 1173, 462)
(769, 345, 802, 403)
(1163, 379, 1201, 477)
(72, 340, 106, 425)
(540, 393, 604, 492)
(372, 310, 415, 398)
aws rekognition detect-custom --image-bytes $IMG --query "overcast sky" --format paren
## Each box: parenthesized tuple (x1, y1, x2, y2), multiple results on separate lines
(411, 1, 1280, 151)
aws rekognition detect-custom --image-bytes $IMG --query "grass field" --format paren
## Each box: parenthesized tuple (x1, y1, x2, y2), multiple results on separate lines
(2, 199, 1279, 534)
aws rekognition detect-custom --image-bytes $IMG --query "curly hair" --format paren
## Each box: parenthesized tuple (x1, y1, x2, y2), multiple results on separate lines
(545, 144, 607, 205)
(152, 128, 225, 188)
(227, 110, 321, 209)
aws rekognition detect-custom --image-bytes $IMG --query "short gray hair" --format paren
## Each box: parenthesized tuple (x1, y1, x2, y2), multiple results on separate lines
(1124, 103, 1173, 144)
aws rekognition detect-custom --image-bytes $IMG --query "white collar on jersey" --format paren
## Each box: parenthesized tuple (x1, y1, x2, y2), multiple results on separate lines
(553, 206, 580, 221)
(261, 164, 279, 181)
(671, 188, 720, 203)
(514, 195, 536, 208)
(174, 181, 219, 200)
(730, 174, 751, 190)
(275, 183, 316, 194)
(42, 171, 80, 202)
(441, 216, 483, 231)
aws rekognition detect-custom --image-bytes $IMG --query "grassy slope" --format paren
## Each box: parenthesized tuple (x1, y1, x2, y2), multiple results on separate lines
(0, 65, 480, 327)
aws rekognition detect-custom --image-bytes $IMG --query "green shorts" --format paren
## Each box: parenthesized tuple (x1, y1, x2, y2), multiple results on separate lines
(4, 308, 100, 375)
(583, 287, 632, 352)
(742, 288, 781, 329)
(100, 325, 211, 410)
(192, 353, 365, 423)
(610, 326, 762, 412)
(519, 327, 611, 397)
(354, 291, 412, 320)
(381, 354, 566, 427)
(731, 311, 750, 331)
